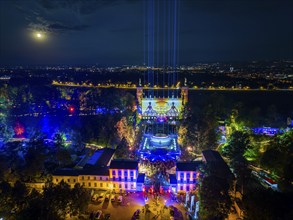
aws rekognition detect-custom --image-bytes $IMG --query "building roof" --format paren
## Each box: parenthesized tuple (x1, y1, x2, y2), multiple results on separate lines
(176, 161, 201, 171)
(169, 174, 177, 184)
(137, 173, 145, 183)
(52, 168, 79, 176)
(85, 148, 115, 167)
(202, 149, 224, 162)
(53, 167, 109, 177)
(86, 150, 103, 165)
(79, 167, 109, 176)
(202, 150, 234, 180)
(110, 159, 138, 170)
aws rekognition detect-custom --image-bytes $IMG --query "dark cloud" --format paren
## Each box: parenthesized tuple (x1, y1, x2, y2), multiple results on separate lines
(37, 0, 120, 15)
(48, 23, 89, 31)
(28, 18, 89, 33)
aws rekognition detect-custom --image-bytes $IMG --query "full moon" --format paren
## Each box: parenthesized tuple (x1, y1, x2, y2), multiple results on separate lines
(33, 32, 46, 41)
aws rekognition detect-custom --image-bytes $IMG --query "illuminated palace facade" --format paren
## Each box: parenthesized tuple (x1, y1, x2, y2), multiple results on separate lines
(52, 155, 201, 193)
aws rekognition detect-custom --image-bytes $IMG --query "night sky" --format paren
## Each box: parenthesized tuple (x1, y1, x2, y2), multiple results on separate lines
(0, 0, 292, 66)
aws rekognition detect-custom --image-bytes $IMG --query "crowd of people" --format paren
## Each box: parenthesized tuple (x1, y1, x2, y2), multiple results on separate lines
(140, 159, 177, 193)
(140, 159, 176, 177)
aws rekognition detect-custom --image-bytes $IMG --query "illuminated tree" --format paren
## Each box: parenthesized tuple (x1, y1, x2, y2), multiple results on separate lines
(261, 130, 293, 191)
(115, 116, 135, 146)
(0, 93, 13, 140)
(178, 125, 187, 145)
(14, 121, 25, 137)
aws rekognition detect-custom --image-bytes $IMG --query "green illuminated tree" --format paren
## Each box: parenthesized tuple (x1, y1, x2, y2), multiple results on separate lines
(261, 130, 293, 191)
(222, 130, 252, 193)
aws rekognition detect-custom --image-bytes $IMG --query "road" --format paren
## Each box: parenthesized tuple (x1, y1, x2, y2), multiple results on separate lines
(52, 82, 293, 92)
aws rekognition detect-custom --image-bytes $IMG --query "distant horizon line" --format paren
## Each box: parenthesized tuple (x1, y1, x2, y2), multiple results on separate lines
(0, 59, 292, 68)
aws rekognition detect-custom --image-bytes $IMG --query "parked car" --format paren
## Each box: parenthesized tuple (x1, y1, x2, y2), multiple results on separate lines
(97, 196, 104, 203)
(117, 195, 123, 203)
(91, 194, 99, 202)
(99, 193, 105, 198)
(104, 213, 111, 220)
(96, 193, 105, 202)
(89, 211, 95, 219)
(110, 194, 115, 202)
(105, 194, 110, 201)
(95, 210, 103, 220)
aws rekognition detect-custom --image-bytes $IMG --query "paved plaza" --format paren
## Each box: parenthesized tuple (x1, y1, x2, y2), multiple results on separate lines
(85, 191, 189, 220)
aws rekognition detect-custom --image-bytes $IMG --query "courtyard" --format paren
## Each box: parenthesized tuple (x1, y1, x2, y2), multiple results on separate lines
(85, 191, 189, 220)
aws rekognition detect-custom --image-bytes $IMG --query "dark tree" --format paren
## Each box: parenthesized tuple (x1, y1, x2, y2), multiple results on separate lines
(115, 137, 129, 159)
(0, 181, 13, 214)
(70, 183, 90, 214)
(24, 145, 46, 182)
(199, 175, 232, 220)
(56, 148, 72, 166)
(243, 188, 293, 220)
